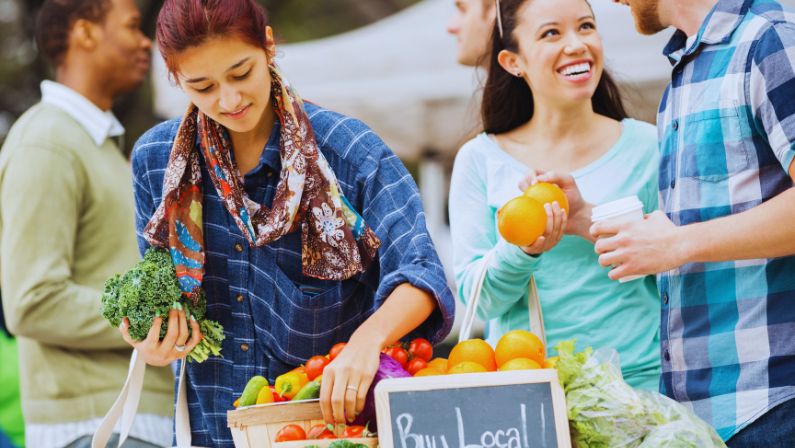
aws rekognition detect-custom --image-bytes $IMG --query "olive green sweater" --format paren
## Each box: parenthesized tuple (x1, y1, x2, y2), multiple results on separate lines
(0, 103, 173, 424)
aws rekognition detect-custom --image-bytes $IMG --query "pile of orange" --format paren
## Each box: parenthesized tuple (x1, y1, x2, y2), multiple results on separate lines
(412, 330, 556, 377)
(497, 182, 569, 246)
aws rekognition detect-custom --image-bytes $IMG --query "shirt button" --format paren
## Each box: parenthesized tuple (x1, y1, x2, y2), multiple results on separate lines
(240, 343, 249, 352)
(234, 243, 243, 253)
(236, 294, 245, 303)
(664, 350, 671, 362)
(670, 179, 676, 189)
(672, 120, 679, 131)
(663, 293, 669, 305)
(267, 171, 274, 177)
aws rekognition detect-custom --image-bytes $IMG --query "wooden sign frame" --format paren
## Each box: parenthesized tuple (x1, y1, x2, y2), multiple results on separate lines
(375, 370, 571, 448)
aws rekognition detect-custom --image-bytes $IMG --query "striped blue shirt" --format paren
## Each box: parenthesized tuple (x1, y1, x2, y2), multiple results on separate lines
(131, 103, 455, 447)
(656, 0, 795, 440)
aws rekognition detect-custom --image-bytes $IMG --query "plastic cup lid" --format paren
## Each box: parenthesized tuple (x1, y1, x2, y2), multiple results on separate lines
(591, 196, 643, 222)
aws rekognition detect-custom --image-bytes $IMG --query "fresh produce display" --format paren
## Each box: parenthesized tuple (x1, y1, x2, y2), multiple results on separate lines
(497, 182, 568, 246)
(275, 370, 310, 400)
(409, 330, 552, 377)
(273, 422, 376, 445)
(100, 247, 225, 363)
(232, 338, 425, 413)
(240, 375, 269, 407)
(555, 340, 726, 448)
(274, 424, 307, 442)
(350, 353, 412, 429)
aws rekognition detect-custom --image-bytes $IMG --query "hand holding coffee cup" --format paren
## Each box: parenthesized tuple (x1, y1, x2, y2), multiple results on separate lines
(590, 196, 645, 283)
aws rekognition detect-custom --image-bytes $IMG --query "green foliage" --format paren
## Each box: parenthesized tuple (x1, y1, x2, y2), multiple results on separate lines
(100, 247, 224, 363)
(326, 441, 369, 448)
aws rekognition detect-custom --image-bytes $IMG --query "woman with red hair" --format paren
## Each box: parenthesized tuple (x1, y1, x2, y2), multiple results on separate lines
(120, 0, 454, 445)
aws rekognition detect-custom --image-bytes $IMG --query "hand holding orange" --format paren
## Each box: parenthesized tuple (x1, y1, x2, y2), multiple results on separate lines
(524, 182, 569, 213)
(497, 196, 546, 246)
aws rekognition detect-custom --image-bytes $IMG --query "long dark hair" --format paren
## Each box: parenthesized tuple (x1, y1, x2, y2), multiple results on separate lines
(482, 0, 627, 134)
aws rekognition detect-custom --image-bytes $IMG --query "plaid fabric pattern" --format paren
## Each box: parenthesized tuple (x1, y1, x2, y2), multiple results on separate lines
(657, 0, 795, 440)
(132, 103, 455, 447)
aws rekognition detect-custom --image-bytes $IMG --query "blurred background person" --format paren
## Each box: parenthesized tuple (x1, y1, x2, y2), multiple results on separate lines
(447, 0, 496, 67)
(449, 0, 661, 389)
(0, 0, 174, 446)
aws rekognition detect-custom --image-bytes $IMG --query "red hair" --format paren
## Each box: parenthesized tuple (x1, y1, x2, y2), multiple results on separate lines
(156, 0, 269, 75)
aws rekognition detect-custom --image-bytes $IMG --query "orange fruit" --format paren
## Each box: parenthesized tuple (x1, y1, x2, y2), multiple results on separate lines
(544, 356, 559, 369)
(427, 358, 448, 372)
(497, 196, 546, 246)
(495, 330, 546, 367)
(498, 357, 543, 371)
(414, 367, 445, 377)
(524, 182, 569, 213)
(448, 339, 497, 372)
(447, 361, 488, 375)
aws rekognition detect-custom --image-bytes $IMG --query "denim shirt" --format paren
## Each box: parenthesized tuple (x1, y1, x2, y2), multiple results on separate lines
(131, 103, 455, 447)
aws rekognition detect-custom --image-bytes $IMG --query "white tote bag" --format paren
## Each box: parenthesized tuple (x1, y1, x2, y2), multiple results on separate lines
(92, 351, 203, 448)
(458, 250, 546, 344)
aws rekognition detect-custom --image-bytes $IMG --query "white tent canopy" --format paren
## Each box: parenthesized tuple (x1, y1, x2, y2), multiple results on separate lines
(152, 0, 675, 160)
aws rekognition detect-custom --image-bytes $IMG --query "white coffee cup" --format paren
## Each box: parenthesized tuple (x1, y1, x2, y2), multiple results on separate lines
(591, 196, 645, 283)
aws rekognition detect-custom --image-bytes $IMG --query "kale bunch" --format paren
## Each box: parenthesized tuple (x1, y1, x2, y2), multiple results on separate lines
(101, 247, 224, 362)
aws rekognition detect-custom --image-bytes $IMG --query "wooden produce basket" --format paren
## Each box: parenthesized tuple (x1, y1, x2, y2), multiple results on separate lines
(228, 399, 379, 448)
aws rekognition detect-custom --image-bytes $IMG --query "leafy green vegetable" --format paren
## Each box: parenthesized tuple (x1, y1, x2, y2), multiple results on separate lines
(327, 441, 369, 448)
(101, 248, 224, 363)
(555, 340, 725, 448)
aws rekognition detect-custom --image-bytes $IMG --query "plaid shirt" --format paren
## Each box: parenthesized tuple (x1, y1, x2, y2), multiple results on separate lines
(132, 103, 455, 447)
(657, 0, 795, 440)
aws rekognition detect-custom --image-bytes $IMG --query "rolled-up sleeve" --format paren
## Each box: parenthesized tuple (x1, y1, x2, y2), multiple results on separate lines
(352, 129, 455, 345)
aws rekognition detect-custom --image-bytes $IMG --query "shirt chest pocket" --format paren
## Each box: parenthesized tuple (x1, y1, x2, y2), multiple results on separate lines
(679, 104, 753, 182)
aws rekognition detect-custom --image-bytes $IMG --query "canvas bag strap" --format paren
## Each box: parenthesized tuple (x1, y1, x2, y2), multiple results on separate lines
(92, 351, 198, 448)
(458, 251, 546, 344)
(175, 359, 192, 448)
(92, 349, 146, 448)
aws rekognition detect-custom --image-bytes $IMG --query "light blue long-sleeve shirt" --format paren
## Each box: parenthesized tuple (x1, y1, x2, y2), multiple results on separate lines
(449, 119, 661, 390)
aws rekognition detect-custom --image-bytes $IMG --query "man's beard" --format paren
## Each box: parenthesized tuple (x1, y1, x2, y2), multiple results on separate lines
(631, 0, 667, 35)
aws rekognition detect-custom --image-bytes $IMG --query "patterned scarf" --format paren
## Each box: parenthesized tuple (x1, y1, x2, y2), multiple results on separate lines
(144, 64, 380, 300)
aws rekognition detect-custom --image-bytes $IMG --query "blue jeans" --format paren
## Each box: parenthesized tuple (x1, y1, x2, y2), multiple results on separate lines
(727, 397, 795, 447)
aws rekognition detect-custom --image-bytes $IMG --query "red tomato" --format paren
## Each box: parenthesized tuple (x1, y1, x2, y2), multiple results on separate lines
(270, 386, 287, 402)
(274, 424, 306, 442)
(307, 423, 335, 439)
(408, 338, 433, 362)
(341, 425, 366, 438)
(304, 355, 330, 380)
(406, 358, 428, 376)
(328, 342, 347, 361)
(385, 346, 409, 367)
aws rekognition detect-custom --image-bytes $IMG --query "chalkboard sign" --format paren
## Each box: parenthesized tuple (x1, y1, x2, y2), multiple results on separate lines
(375, 370, 570, 448)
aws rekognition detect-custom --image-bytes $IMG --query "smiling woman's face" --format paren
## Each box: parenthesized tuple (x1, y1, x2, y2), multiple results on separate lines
(173, 35, 273, 134)
(499, 0, 605, 107)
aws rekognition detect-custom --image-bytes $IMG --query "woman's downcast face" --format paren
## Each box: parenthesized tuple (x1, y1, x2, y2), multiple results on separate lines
(502, 0, 604, 106)
(172, 35, 274, 135)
